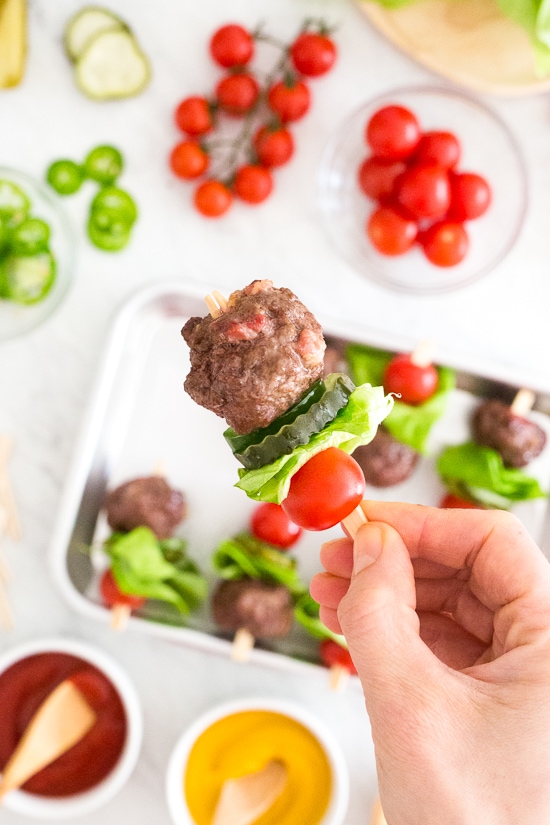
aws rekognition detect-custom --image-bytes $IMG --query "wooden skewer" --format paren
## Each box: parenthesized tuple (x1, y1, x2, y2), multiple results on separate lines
(342, 503, 367, 540)
(328, 664, 350, 692)
(205, 291, 228, 319)
(510, 388, 536, 417)
(231, 627, 255, 662)
(0, 436, 21, 542)
(409, 339, 435, 369)
(110, 603, 132, 632)
(0, 680, 96, 802)
(370, 795, 387, 825)
(0, 508, 14, 631)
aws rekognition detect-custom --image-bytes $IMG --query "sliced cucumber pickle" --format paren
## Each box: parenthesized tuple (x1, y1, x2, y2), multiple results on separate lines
(63, 6, 128, 63)
(0, 179, 30, 224)
(225, 373, 356, 470)
(1, 251, 56, 304)
(10, 217, 51, 255)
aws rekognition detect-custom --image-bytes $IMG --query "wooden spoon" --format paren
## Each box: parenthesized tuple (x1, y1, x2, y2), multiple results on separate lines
(0, 678, 96, 801)
(211, 759, 287, 825)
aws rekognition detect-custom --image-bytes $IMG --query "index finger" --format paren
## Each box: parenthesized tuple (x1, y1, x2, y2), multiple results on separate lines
(359, 501, 550, 612)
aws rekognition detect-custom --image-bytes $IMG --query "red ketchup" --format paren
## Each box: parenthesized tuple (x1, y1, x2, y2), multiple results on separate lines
(0, 652, 127, 797)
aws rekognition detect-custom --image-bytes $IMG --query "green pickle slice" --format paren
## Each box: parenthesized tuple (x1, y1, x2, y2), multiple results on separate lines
(84, 145, 124, 186)
(225, 373, 356, 470)
(1, 252, 56, 304)
(0, 180, 31, 224)
(10, 218, 51, 256)
(91, 186, 137, 224)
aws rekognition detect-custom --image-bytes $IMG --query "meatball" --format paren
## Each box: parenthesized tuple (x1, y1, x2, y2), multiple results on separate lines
(472, 399, 547, 468)
(182, 279, 326, 435)
(352, 428, 420, 487)
(211, 578, 294, 639)
(105, 476, 186, 540)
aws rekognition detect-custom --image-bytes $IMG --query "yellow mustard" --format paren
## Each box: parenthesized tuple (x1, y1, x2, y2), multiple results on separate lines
(184, 710, 332, 825)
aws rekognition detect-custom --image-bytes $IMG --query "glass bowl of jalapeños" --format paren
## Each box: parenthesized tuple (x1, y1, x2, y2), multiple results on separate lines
(0, 167, 76, 342)
(0, 636, 143, 818)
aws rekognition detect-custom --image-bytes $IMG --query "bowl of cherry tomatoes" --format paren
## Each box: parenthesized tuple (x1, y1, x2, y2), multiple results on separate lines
(318, 86, 527, 294)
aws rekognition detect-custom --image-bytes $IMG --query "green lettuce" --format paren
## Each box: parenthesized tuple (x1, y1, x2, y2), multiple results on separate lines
(235, 383, 393, 504)
(346, 344, 455, 454)
(294, 592, 348, 647)
(437, 442, 547, 510)
(212, 532, 307, 597)
(104, 527, 208, 614)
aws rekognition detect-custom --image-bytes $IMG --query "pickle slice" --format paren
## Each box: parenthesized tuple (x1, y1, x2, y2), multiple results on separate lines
(227, 373, 355, 470)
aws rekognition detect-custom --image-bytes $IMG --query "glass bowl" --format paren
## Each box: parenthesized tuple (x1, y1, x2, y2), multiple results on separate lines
(317, 86, 528, 295)
(0, 167, 75, 342)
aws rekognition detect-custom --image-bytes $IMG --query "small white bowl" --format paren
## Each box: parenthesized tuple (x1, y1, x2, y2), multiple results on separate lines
(0, 636, 142, 819)
(166, 696, 349, 825)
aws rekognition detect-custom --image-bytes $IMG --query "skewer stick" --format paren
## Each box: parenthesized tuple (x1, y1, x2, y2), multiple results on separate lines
(0, 508, 13, 631)
(342, 503, 367, 540)
(328, 664, 350, 692)
(231, 627, 255, 662)
(370, 796, 387, 825)
(205, 291, 228, 319)
(409, 339, 435, 369)
(0, 436, 21, 541)
(510, 388, 536, 417)
(110, 603, 131, 632)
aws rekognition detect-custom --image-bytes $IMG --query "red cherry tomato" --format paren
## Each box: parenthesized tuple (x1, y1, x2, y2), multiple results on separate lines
(169, 141, 209, 179)
(290, 32, 337, 77)
(439, 493, 482, 509)
(216, 73, 259, 115)
(282, 447, 365, 531)
(234, 165, 273, 204)
(420, 220, 469, 267)
(396, 164, 451, 220)
(367, 205, 417, 256)
(383, 353, 438, 405)
(253, 126, 294, 167)
(357, 157, 405, 202)
(320, 639, 357, 674)
(194, 180, 232, 217)
(448, 172, 492, 221)
(209, 24, 254, 68)
(365, 105, 421, 161)
(174, 96, 213, 137)
(414, 131, 461, 169)
(267, 80, 310, 123)
(100, 569, 145, 610)
(250, 502, 303, 549)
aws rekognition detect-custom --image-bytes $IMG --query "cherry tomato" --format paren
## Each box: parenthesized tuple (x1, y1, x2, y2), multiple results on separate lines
(282, 447, 365, 531)
(420, 220, 469, 267)
(100, 569, 145, 610)
(234, 165, 273, 204)
(174, 96, 213, 136)
(253, 126, 294, 167)
(250, 502, 303, 549)
(414, 131, 461, 169)
(320, 639, 357, 674)
(209, 24, 254, 68)
(216, 73, 259, 115)
(169, 141, 209, 179)
(358, 157, 406, 202)
(365, 105, 421, 161)
(367, 205, 417, 256)
(290, 32, 337, 77)
(194, 180, 232, 217)
(383, 353, 438, 405)
(439, 493, 482, 509)
(267, 80, 310, 123)
(448, 172, 491, 221)
(396, 164, 451, 220)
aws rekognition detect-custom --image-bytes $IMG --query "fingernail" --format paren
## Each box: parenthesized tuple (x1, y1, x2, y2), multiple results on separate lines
(353, 524, 383, 574)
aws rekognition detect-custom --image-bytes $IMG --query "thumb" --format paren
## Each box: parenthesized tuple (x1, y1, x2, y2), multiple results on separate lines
(338, 521, 444, 708)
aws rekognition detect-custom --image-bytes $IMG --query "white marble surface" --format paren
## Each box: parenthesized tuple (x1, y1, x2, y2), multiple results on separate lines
(2, 0, 550, 823)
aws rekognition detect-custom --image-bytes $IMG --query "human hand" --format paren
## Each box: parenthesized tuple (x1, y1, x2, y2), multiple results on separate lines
(310, 502, 550, 825)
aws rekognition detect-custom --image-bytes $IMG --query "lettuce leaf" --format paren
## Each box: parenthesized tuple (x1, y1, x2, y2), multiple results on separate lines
(212, 532, 307, 597)
(104, 527, 208, 614)
(346, 344, 455, 453)
(235, 383, 393, 504)
(294, 593, 348, 647)
(437, 442, 547, 510)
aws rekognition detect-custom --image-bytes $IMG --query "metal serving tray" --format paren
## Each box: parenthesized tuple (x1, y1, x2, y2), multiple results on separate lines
(49, 281, 550, 681)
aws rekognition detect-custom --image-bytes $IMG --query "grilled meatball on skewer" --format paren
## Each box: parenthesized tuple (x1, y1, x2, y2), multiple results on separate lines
(472, 399, 546, 468)
(212, 578, 294, 640)
(105, 476, 186, 540)
(353, 427, 420, 488)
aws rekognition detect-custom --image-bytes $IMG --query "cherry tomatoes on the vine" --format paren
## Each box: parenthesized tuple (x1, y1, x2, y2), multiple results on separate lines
(216, 73, 259, 115)
(282, 447, 365, 531)
(194, 180, 232, 217)
(169, 141, 209, 179)
(448, 172, 491, 221)
(250, 502, 302, 549)
(320, 639, 357, 674)
(253, 126, 294, 167)
(100, 569, 145, 610)
(420, 220, 469, 267)
(367, 206, 417, 256)
(358, 157, 406, 202)
(396, 164, 451, 220)
(234, 165, 273, 204)
(174, 96, 213, 137)
(209, 24, 254, 68)
(290, 32, 337, 77)
(414, 131, 461, 169)
(366, 105, 421, 161)
(267, 80, 311, 123)
(383, 354, 438, 406)
(439, 493, 482, 509)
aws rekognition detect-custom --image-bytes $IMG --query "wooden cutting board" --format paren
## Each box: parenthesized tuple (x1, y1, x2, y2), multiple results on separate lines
(357, 0, 550, 96)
